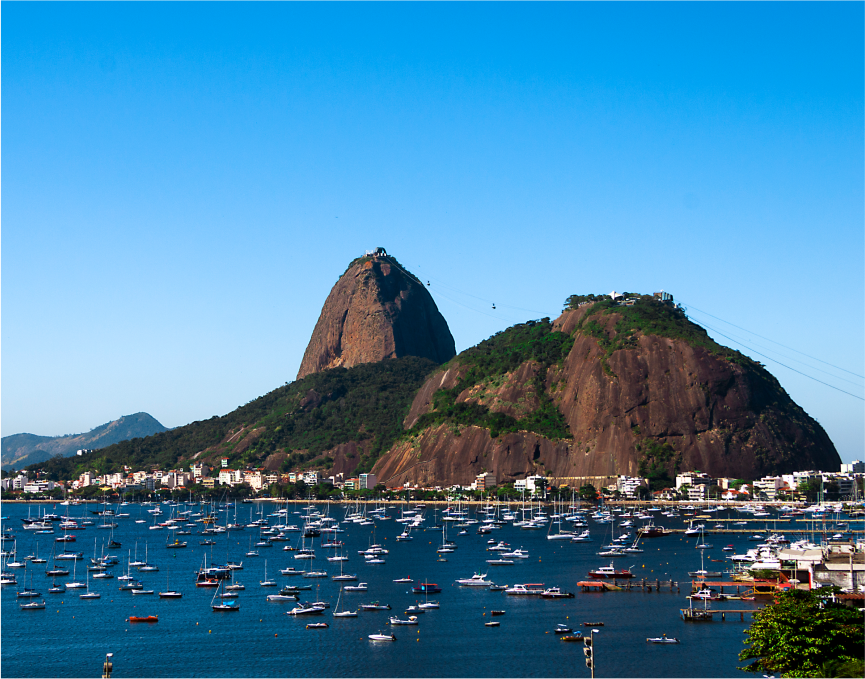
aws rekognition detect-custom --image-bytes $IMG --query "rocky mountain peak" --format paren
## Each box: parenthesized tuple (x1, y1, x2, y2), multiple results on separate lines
(297, 249, 456, 379)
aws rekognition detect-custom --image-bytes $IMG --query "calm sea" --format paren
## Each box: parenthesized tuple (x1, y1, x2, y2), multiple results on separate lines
(1, 501, 808, 678)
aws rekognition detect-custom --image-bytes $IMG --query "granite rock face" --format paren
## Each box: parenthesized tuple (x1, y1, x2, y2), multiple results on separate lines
(297, 254, 456, 379)
(374, 305, 840, 487)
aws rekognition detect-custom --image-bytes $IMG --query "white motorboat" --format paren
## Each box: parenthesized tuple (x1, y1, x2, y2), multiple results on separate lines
(389, 615, 418, 625)
(287, 605, 325, 616)
(456, 573, 493, 586)
(368, 632, 396, 641)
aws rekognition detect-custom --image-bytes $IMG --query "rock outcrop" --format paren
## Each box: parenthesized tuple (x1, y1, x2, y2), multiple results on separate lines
(297, 252, 456, 379)
(373, 300, 840, 487)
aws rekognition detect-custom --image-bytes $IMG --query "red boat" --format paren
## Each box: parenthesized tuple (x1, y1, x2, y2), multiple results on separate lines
(411, 583, 441, 594)
(588, 563, 634, 579)
(128, 615, 158, 622)
(196, 578, 220, 587)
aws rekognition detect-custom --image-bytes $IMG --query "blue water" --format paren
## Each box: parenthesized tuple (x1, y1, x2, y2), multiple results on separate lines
(1, 502, 806, 678)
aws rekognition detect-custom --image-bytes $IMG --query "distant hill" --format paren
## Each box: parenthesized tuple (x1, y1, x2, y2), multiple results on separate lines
(2, 413, 167, 470)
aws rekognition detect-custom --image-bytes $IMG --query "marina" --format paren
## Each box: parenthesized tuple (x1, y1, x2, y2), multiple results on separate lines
(1, 499, 862, 677)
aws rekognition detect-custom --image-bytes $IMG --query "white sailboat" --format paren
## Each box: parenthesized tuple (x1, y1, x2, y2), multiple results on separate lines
(332, 586, 358, 617)
(66, 558, 86, 589)
(260, 559, 276, 587)
(80, 569, 101, 599)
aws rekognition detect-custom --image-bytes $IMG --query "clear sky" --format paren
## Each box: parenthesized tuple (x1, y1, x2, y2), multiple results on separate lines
(3, 3, 863, 464)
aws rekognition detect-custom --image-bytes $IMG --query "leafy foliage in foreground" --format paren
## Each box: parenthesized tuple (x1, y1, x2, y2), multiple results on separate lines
(409, 319, 574, 440)
(739, 588, 864, 677)
(31, 357, 438, 481)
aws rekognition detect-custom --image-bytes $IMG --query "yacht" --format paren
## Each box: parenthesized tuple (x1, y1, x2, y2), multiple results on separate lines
(587, 563, 634, 579)
(456, 573, 493, 586)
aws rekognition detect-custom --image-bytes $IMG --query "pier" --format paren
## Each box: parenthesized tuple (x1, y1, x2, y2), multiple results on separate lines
(577, 579, 680, 592)
(680, 608, 761, 621)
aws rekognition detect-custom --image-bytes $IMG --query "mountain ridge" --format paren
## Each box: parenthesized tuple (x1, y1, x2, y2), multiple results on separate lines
(23, 277, 840, 487)
(2, 412, 167, 470)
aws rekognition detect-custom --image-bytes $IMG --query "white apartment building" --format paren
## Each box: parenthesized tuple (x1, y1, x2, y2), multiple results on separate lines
(242, 471, 264, 491)
(23, 481, 55, 493)
(675, 472, 712, 491)
(687, 484, 709, 500)
(515, 475, 547, 496)
(218, 469, 242, 486)
(616, 475, 648, 498)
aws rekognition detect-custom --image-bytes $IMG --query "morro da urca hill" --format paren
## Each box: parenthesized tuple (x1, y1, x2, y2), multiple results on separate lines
(373, 295, 840, 489)
(297, 248, 456, 379)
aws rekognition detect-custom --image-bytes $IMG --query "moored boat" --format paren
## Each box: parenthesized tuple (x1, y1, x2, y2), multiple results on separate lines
(20, 600, 46, 610)
(368, 632, 396, 641)
(389, 615, 418, 625)
(647, 634, 679, 643)
(588, 563, 634, 579)
(411, 583, 441, 594)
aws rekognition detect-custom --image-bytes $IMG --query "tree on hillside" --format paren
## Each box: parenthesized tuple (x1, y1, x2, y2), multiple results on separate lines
(579, 484, 597, 501)
(798, 480, 821, 502)
(739, 588, 863, 677)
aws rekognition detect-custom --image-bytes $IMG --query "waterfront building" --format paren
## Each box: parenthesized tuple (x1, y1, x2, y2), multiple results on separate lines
(475, 472, 496, 492)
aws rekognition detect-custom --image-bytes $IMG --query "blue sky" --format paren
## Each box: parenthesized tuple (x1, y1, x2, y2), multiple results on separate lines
(3, 3, 863, 463)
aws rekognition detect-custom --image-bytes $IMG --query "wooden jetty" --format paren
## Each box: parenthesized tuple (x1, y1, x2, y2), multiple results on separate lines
(689, 579, 783, 598)
(680, 608, 761, 622)
(577, 579, 680, 593)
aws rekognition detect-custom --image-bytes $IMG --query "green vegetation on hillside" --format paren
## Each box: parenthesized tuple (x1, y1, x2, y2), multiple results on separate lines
(31, 357, 438, 481)
(408, 319, 574, 440)
(636, 437, 682, 490)
(566, 294, 753, 376)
